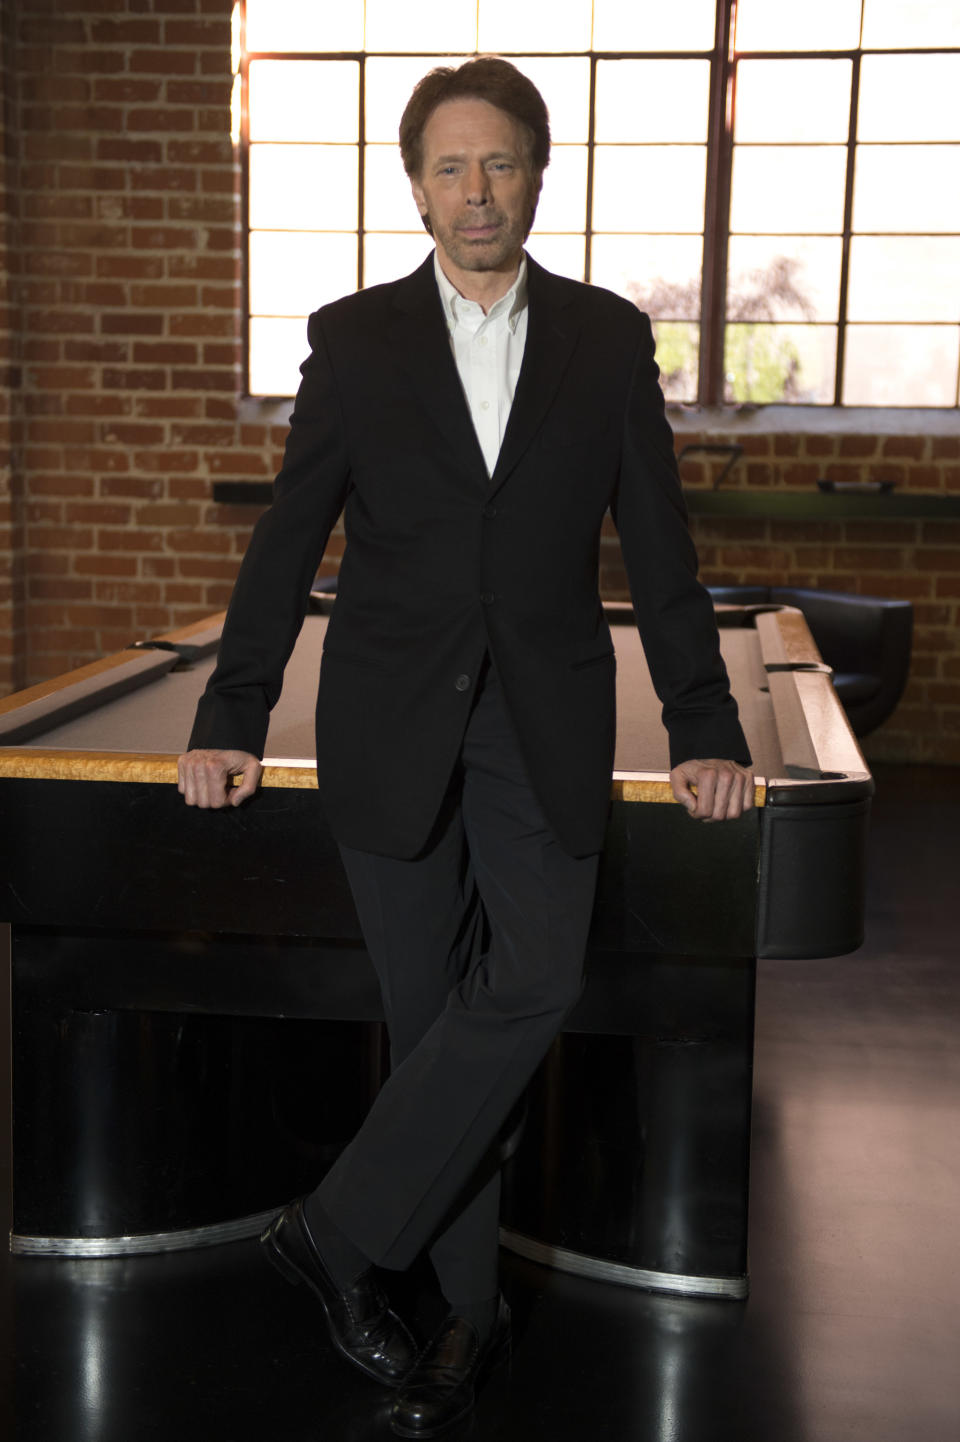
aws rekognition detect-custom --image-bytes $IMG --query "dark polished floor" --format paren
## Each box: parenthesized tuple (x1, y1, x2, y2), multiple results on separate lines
(5, 763, 960, 1441)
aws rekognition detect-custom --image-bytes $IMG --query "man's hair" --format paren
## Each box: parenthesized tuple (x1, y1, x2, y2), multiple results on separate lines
(399, 56, 551, 181)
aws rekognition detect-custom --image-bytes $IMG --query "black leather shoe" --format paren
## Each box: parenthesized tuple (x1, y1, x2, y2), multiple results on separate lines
(390, 1297, 511, 1437)
(261, 1199, 417, 1388)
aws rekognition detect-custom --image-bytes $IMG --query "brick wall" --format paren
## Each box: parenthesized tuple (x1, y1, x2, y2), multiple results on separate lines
(7, 0, 281, 680)
(1, 0, 26, 694)
(3, 0, 958, 766)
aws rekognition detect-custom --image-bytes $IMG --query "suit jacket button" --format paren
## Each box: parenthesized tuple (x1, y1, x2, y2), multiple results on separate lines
(482, 504, 497, 518)
(455, 674, 471, 692)
(480, 591, 495, 605)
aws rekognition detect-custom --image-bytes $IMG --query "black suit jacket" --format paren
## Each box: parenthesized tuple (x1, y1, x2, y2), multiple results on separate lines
(190, 254, 749, 858)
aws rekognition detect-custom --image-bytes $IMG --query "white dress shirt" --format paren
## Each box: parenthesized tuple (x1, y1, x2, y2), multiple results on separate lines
(434, 251, 529, 477)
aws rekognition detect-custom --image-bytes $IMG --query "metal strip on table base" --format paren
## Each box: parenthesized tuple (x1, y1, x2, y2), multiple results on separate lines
(499, 1228, 750, 1301)
(10, 1205, 283, 1259)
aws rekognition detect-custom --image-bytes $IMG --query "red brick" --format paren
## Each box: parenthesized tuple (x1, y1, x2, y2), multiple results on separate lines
(205, 450, 267, 476)
(97, 137, 164, 164)
(93, 77, 164, 105)
(133, 396, 203, 418)
(96, 254, 165, 279)
(178, 556, 241, 581)
(99, 423, 165, 446)
(838, 435, 878, 458)
(101, 476, 166, 500)
(914, 549, 960, 570)
(170, 314, 236, 338)
(171, 369, 235, 391)
(74, 555, 139, 578)
(132, 342, 198, 365)
(930, 437, 960, 460)
(65, 395, 133, 417)
(130, 167, 199, 193)
(129, 284, 198, 308)
(27, 525, 94, 550)
(89, 19, 162, 44)
(135, 503, 201, 527)
(97, 528, 166, 552)
(167, 528, 233, 554)
(101, 368, 168, 391)
(142, 557, 177, 578)
(130, 49, 198, 76)
(64, 502, 132, 525)
(163, 18, 227, 45)
(101, 312, 165, 336)
(881, 434, 928, 460)
(167, 139, 234, 165)
(127, 108, 197, 133)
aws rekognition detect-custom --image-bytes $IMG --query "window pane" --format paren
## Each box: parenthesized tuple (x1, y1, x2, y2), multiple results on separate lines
(853, 146, 960, 233)
(592, 235, 704, 316)
(364, 145, 417, 230)
(593, 146, 706, 233)
(249, 60, 359, 143)
(249, 317, 309, 398)
(730, 147, 847, 232)
(858, 56, 960, 141)
(842, 326, 960, 406)
(364, 0, 477, 54)
(511, 58, 590, 143)
(592, 0, 716, 52)
(727, 237, 842, 323)
(734, 0, 862, 51)
(363, 233, 434, 288)
(365, 57, 462, 144)
(250, 145, 358, 230)
(847, 237, 960, 322)
(525, 233, 586, 281)
(595, 60, 710, 144)
(478, 0, 592, 53)
(245, 0, 363, 53)
(650, 322, 700, 403)
(250, 232, 358, 315)
(532, 146, 587, 231)
(861, 0, 960, 50)
(734, 60, 851, 144)
(724, 324, 837, 404)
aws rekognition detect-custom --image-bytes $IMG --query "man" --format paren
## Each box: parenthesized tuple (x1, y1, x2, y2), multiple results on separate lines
(179, 57, 753, 1439)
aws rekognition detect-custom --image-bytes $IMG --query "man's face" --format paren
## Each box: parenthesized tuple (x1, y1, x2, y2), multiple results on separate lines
(410, 97, 541, 282)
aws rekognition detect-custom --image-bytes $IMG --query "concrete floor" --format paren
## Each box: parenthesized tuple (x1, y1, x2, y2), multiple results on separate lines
(6, 762, 960, 1441)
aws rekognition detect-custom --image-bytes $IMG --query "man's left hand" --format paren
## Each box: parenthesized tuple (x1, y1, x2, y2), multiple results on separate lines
(670, 758, 755, 821)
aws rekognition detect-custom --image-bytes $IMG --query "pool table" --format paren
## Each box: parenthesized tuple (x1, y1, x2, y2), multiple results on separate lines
(0, 599, 872, 1299)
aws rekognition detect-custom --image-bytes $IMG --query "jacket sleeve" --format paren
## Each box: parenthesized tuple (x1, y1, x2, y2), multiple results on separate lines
(188, 312, 351, 757)
(610, 314, 752, 768)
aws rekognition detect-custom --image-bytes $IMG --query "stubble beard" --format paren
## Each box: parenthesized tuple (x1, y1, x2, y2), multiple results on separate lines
(430, 195, 535, 275)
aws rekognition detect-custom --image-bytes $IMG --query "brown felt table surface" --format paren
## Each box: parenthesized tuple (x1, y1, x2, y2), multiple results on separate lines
(16, 609, 787, 781)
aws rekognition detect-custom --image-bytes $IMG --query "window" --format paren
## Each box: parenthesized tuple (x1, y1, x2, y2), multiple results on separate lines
(240, 0, 960, 408)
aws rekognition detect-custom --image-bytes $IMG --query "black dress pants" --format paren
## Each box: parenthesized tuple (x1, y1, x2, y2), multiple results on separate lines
(311, 660, 600, 1304)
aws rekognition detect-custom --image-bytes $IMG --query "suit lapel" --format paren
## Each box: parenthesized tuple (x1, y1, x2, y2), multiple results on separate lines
(487, 256, 580, 497)
(387, 252, 581, 495)
(389, 255, 488, 485)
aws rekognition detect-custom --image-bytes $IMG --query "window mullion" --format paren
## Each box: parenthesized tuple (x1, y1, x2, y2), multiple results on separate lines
(699, 0, 736, 405)
(834, 52, 861, 405)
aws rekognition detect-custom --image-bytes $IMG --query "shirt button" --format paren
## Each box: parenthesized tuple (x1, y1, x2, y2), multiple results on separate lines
(482, 504, 497, 518)
(480, 591, 495, 605)
(455, 674, 471, 692)
(479, 336, 488, 346)
(480, 400, 490, 411)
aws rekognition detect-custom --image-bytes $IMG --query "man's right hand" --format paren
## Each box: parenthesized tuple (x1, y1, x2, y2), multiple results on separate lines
(177, 749, 263, 809)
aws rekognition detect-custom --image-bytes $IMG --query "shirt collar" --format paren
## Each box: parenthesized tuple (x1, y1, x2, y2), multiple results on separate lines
(434, 250, 528, 335)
